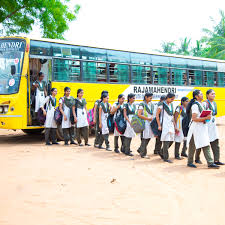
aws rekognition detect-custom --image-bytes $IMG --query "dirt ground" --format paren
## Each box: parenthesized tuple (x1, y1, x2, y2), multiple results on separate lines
(1, 119, 225, 225)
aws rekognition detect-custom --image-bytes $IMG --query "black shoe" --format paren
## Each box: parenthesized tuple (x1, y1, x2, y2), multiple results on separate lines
(79, 144, 84, 146)
(215, 161, 225, 165)
(195, 160, 202, 164)
(94, 144, 99, 148)
(159, 153, 164, 159)
(154, 151, 158, 155)
(125, 152, 134, 156)
(137, 149, 140, 154)
(208, 163, 220, 169)
(175, 156, 182, 160)
(164, 159, 173, 163)
(141, 155, 150, 159)
(98, 146, 104, 149)
(70, 141, 78, 145)
(106, 147, 112, 151)
(114, 149, 120, 153)
(52, 142, 59, 145)
(85, 143, 91, 146)
(64, 142, 69, 146)
(181, 152, 188, 157)
(187, 163, 197, 168)
(46, 142, 52, 146)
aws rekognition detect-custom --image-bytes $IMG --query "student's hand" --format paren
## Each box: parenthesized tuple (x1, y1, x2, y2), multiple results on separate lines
(34, 83, 39, 88)
(175, 128, 179, 134)
(205, 114, 211, 120)
(99, 123, 102, 129)
(93, 118, 96, 124)
(74, 117, 77, 123)
(148, 117, 153, 121)
(158, 126, 162, 131)
(43, 110, 47, 116)
(64, 115, 67, 121)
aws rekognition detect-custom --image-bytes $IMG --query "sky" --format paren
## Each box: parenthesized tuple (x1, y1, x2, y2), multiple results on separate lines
(28, 0, 225, 53)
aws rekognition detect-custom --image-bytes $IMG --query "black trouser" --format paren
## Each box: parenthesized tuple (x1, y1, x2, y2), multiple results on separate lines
(45, 128, 57, 144)
(154, 137, 162, 154)
(76, 126, 89, 145)
(160, 141, 173, 160)
(94, 124, 100, 146)
(124, 137, 132, 155)
(174, 141, 187, 157)
(114, 136, 125, 152)
(138, 138, 151, 157)
(63, 127, 75, 143)
(99, 133, 110, 148)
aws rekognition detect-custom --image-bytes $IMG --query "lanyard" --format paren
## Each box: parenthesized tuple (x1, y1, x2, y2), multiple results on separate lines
(164, 102, 173, 114)
(128, 103, 135, 113)
(207, 100, 215, 114)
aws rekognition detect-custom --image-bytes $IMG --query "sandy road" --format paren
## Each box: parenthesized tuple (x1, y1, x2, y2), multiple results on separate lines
(0, 122, 225, 225)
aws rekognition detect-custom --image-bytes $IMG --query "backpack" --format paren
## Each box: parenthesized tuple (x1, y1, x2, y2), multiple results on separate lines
(87, 108, 95, 127)
(107, 114, 115, 133)
(37, 107, 46, 125)
(114, 105, 126, 134)
(131, 115, 145, 133)
(150, 104, 164, 137)
(54, 97, 64, 125)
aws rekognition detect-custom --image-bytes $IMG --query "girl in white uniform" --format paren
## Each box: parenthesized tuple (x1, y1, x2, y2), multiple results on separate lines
(111, 94, 125, 153)
(32, 72, 47, 113)
(186, 89, 219, 169)
(41, 88, 58, 145)
(59, 87, 77, 145)
(99, 93, 111, 151)
(75, 89, 90, 146)
(137, 92, 154, 158)
(195, 89, 224, 165)
(156, 93, 176, 163)
(174, 97, 189, 159)
(123, 93, 136, 156)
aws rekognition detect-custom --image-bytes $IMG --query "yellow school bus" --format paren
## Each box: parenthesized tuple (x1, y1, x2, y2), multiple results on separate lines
(0, 36, 225, 138)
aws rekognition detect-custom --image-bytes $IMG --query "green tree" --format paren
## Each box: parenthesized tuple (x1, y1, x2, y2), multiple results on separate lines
(159, 41, 177, 54)
(177, 37, 191, 55)
(0, 0, 80, 39)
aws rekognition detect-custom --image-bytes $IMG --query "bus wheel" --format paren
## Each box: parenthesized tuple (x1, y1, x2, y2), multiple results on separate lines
(56, 125, 64, 141)
(22, 129, 44, 135)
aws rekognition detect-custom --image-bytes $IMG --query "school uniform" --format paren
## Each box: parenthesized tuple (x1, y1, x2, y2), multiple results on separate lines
(159, 102, 175, 161)
(42, 95, 57, 144)
(187, 101, 214, 166)
(123, 103, 136, 156)
(94, 99, 101, 147)
(75, 98, 89, 145)
(174, 106, 187, 158)
(59, 96, 76, 144)
(99, 102, 111, 150)
(137, 101, 154, 157)
(33, 80, 46, 112)
(113, 102, 125, 153)
(195, 100, 221, 163)
(153, 102, 163, 155)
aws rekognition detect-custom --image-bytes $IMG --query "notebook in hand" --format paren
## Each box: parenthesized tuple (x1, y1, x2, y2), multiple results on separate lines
(200, 110, 211, 118)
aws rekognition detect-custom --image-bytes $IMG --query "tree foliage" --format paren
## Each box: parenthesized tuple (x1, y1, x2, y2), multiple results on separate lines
(0, 0, 80, 39)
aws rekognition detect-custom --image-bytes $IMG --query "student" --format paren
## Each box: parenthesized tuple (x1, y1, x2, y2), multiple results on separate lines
(153, 95, 166, 155)
(137, 93, 154, 158)
(99, 93, 111, 150)
(59, 87, 77, 145)
(123, 93, 136, 156)
(174, 97, 189, 159)
(186, 89, 219, 169)
(94, 90, 109, 148)
(111, 94, 125, 153)
(32, 72, 47, 113)
(156, 93, 176, 163)
(75, 89, 90, 146)
(41, 88, 58, 145)
(195, 89, 224, 165)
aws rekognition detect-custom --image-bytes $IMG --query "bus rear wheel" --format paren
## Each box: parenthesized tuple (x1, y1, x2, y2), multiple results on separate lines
(22, 129, 44, 135)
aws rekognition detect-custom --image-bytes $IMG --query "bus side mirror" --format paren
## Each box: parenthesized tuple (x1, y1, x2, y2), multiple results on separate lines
(11, 65, 16, 75)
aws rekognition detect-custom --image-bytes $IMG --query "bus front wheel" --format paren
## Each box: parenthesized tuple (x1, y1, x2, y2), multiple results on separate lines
(22, 129, 44, 135)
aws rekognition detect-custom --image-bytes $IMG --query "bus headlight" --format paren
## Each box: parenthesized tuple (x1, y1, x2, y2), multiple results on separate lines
(0, 106, 3, 113)
(4, 106, 9, 113)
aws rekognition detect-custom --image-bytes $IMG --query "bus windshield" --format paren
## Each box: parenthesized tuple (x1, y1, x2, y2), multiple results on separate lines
(0, 39, 26, 94)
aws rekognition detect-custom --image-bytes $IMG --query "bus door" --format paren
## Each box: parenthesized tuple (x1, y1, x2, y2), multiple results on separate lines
(28, 55, 52, 126)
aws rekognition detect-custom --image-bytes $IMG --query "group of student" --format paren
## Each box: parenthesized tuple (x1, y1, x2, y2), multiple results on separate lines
(32, 72, 223, 169)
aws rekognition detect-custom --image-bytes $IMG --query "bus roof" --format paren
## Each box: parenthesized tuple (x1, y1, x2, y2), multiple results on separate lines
(2, 36, 225, 63)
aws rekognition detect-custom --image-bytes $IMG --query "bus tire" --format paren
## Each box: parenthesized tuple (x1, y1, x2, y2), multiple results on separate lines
(22, 129, 44, 135)
(56, 125, 64, 141)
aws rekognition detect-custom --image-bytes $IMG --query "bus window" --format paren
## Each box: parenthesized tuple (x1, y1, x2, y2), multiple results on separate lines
(53, 59, 80, 81)
(130, 53, 151, 65)
(171, 69, 187, 86)
(188, 70, 203, 86)
(82, 62, 97, 82)
(109, 64, 129, 83)
(81, 47, 107, 61)
(203, 71, 215, 87)
(30, 40, 52, 56)
(107, 50, 130, 63)
(132, 65, 147, 84)
(151, 55, 170, 67)
(96, 63, 107, 82)
(153, 67, 168, 85)
(217, 72, 225, 87)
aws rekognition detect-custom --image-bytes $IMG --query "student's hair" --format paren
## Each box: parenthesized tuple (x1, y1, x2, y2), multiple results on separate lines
(64, 87, 70, 93)
(181, 97, 189, 105)
(144, 92, 153, 100)
(127, 93, 135, 103)
(101, 93, 109, 101)
(38, 72, 43, 77)
(118, 94, 125, 102)
(206, 89, 214, 99)
(101, 90, 108, 98)
(51, 88, 57, 93)
(77, 88, 83, 97)
(186, 89, 201, 115)
(160, 95, 166, 101)
(166, 93, 175, 99)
